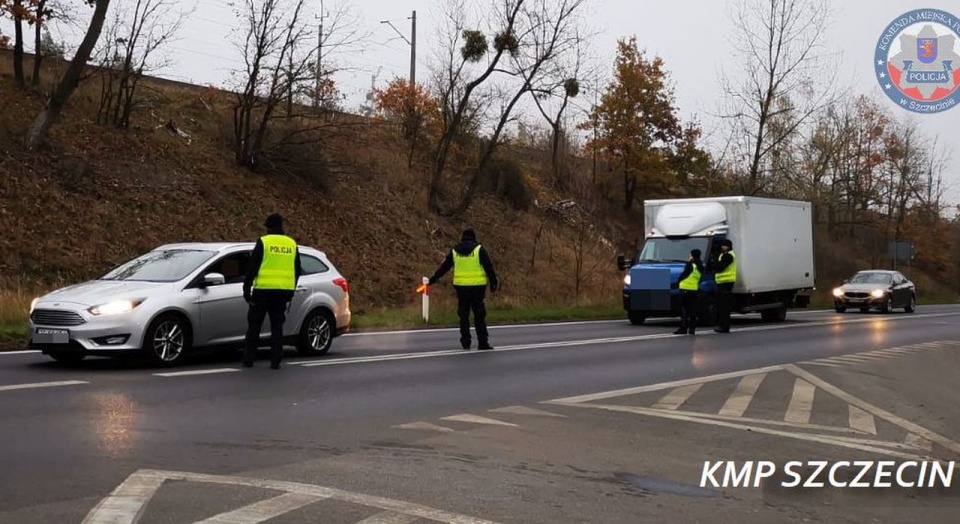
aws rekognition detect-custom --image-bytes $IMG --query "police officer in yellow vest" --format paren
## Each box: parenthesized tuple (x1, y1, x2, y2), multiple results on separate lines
(710, 239, 736, 333)
(428, 228, 499, 350)
(674, 249, 704, 335)
(242, 213, 303, 369)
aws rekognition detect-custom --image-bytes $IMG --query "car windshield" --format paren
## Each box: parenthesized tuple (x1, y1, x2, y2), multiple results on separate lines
(849, 272, 893, 285)
(100, 249, 216, 282)
(637, 237, 710, 263)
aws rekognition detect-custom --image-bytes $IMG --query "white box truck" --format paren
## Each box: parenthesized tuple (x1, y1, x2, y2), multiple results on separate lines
(617, 196, 815, 325)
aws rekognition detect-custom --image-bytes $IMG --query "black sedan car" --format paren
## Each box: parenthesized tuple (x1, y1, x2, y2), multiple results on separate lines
(832, 270, 916, 314)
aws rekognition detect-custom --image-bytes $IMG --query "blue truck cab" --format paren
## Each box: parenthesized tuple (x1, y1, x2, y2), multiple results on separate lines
(618, 232, 725, 325)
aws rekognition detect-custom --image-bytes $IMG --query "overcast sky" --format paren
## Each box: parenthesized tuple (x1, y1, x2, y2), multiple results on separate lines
(4, 0, 959, 205)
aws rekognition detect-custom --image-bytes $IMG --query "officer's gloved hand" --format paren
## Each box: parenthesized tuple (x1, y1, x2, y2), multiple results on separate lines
(243, 291, 252, 304)
(490, 280, 500, 294)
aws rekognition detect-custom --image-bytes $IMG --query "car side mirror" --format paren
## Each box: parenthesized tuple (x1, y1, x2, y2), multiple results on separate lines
(202, 273, 226, 287)
(842, 279, 849, 284)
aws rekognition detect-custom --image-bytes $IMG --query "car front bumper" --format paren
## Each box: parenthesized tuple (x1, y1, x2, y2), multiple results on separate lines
(834, 295, 886, 308)
(28, 311, 149, 354)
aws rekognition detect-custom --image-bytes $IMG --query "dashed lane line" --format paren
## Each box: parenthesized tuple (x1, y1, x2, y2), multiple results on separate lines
(440, 414, 518, 427)
(153, 368, 240, 377)
(0, 380, 88, 392)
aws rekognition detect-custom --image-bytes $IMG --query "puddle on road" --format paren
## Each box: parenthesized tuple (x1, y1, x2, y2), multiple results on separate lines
(614, 472, 721, 498)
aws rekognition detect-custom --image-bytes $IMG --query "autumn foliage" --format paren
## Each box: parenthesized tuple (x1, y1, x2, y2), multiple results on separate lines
(373, 78, 441, 167)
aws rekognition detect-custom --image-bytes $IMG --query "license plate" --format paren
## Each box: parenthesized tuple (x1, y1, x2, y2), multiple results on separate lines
(33, 328, 69, 344)
(847, 298, 864, 303)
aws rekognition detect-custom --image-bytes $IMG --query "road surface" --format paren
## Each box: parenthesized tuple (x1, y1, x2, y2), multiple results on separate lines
(1, 306, 959, 523)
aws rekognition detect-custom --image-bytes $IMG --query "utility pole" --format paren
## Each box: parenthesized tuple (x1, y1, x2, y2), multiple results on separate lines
(381, 11, 416, 85)
(410, 10, 416, 85)
(315, 1, 327, 108)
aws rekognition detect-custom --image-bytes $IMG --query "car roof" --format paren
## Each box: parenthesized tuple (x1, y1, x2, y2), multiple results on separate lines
(152, 242, 326, 257)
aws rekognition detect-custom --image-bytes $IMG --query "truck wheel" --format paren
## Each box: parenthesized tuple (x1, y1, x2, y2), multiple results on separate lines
(627, 311, 646, 325)
(761, 308, 787, 322)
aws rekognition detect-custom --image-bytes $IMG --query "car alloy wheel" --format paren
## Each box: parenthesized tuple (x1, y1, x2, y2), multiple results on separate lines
(298, 309, 334, 356)
(152, 319, 186, 363)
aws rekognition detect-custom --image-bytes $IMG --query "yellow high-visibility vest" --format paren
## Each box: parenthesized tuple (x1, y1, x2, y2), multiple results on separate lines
(679, 264, 701, 291)
(453, 245, 488, 286)
(253, 234, 297, 290)
(715, 250, 737, 284)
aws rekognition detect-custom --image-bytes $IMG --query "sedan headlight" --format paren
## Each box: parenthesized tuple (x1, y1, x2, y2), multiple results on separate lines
(832, 288, 843, 298)
(88, 299, 143, 316)
(623, 274, 631, 286)
(30, 298, 39, 313)
(870, 289, 885, 298)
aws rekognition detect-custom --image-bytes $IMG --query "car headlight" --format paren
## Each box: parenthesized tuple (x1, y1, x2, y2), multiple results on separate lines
(832, 288, 843, 298)
(88, 299, 143, 316)
(623, 274, 631, 286)
(30, 298, 39, 313)
(870, 289, 885, 298)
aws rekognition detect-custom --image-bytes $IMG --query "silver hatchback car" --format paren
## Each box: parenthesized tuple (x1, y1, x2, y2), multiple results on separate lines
(28, 242, 351, 365)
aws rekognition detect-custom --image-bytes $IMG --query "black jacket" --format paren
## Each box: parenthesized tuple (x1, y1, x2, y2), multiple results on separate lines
(677, 258, 704, 287)
(709, 251, 734, 273)
(429, 239, 499, 289)
(243, 230, 304, 300)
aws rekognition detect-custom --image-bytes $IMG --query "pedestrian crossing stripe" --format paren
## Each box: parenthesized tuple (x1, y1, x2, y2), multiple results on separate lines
(543, 342, 960, 460)
(82, 469, 500, 524)
(798, 340, 960, 368)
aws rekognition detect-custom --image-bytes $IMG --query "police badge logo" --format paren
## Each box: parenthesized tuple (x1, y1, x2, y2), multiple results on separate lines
(875, 8, 960, 113)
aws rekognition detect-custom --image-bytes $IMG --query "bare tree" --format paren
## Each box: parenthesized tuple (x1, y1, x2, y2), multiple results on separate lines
(26, 0, 111, 151)
(719, 0, 838, 195)
(95, 0, 186, 129)
(529, 31, 591, 190)
(429, 0, 589, 216)
(232, 0, 312, 167)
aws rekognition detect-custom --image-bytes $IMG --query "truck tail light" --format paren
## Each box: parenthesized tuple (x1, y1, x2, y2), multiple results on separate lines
(333, 277, 349, 294)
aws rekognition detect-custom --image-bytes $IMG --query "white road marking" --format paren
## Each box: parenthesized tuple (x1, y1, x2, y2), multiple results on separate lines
(643, 407, 868, 435)
(718, 373, 766, 417)
(488, 405, 566, 418)
(651, 384, 703, 410)
(848, 405, 877, 435)
(551, 402, 925, 460)
(879, 348, 922, 355)
(83, 469, 501, 524)
(784, 379, 816, 424)
(81, 469, 167, 524)
(548, 365, 786, 404)
(826, 355, 873, 363)
(357, 511, 421, 524)
(785, 364, 960, 455)
(803, 361, 845, 368)
(905, 433, 934, 452)
(153, 368, 239, 377)
(0, 380, 88, 392)
(392, 422, 456, 433)
(0, 349, 41, 355)
(297, 312, 960, 369)
(440, 414, 518, 427)
(343, 318, 626, 337)
(841, 354, 887, 361)
(196, 492, 327, 524)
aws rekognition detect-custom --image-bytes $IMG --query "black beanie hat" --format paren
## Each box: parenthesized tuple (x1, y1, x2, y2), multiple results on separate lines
(265, 213, 283, 229)
(691, 249, 702, 259)
(461, 228, 476, 241)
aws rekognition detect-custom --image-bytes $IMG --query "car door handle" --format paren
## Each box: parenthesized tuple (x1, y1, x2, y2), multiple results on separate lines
(296, 287, 308, 294)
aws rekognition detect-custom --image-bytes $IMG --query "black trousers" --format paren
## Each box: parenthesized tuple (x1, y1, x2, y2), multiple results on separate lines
(679, 291, 700, 330)
(244, 290, 291, 366)
(455, 285, 489, 347)
(715, 283, 734, 331)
